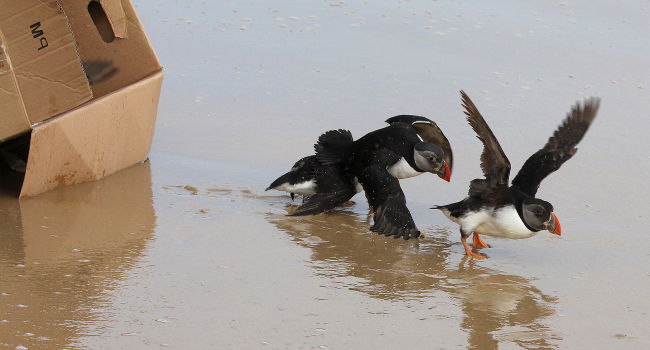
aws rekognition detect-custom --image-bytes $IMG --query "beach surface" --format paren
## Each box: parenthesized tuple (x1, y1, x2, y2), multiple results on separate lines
(1, 1, 649, 348)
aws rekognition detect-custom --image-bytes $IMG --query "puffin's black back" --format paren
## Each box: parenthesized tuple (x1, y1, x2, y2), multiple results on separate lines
(344, 124, 420, 174)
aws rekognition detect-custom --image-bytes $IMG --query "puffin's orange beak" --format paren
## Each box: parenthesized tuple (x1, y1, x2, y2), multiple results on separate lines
(548, 212, 561, 236)
(437, 161, 451, 182)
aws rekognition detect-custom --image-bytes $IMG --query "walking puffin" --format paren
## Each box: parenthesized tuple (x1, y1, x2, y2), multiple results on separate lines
(433, 91, 599, 259)
(267, 115, 453, 239)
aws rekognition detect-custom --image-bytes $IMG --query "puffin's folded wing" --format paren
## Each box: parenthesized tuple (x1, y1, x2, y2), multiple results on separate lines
(357, 164, 420, 239)
(512, 97, 600, 196)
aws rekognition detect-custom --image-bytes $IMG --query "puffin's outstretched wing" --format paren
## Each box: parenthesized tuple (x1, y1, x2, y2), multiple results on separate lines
(356, 158, 420, 240)
(386, 115, 453, 176)
(461, 91, 511, 188)
(289, 189, 356, 216)
(512, 97, 600, 196)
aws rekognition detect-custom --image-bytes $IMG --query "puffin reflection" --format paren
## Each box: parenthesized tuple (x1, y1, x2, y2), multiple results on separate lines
(268, 210, 559, 349)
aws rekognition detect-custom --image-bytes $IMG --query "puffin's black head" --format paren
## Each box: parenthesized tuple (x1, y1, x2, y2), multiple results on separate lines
(521, 198, 561, 235)
(413, 142, 450, 182)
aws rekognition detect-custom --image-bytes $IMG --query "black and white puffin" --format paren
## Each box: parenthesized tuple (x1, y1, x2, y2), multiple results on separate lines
(433, 91, 599, 259)
(268, 115, 453, 239)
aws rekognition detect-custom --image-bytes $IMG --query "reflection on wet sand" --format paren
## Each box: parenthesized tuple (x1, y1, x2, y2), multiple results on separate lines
(269, 210, 559, 349)
(0, 162, 156, 349)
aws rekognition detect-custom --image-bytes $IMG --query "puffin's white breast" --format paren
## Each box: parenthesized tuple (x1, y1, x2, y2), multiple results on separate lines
(458, 205, 537, 239)
(387, 157, 422, 179)
(352, 177, 363, 193)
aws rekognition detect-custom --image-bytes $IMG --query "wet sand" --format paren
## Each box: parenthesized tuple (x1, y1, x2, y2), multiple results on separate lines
(1, 1, 649, 349)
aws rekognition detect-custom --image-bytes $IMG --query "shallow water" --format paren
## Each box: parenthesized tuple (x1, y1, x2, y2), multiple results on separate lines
(1, 1, 649, 349)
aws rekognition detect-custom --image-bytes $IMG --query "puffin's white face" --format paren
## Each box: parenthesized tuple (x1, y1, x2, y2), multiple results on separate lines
(521, 198, 561, 235)
(413, 142, 450, 181)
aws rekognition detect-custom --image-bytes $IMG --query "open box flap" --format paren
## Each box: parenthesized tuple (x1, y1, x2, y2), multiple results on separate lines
(101, 0, 127, 38)
(0, 0, 92, 129)
(0, 33, 30, 141)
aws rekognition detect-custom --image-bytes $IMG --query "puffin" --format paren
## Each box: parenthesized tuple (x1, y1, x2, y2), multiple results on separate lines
(267, 115, 453, 239)
(433, 91, 599, 259)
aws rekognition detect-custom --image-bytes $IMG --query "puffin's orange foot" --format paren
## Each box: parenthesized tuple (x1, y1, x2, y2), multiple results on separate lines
(342, 201, 356, 206)
(472, 232, 491, 249)
(466, 250, 487, 260)
(285, 203, 299, 214)
(462, 237, 487, 259)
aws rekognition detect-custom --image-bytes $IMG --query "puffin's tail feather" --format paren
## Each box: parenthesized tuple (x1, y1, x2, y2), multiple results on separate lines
(266, 171, 295, 191)
(314, 129, 353, 165)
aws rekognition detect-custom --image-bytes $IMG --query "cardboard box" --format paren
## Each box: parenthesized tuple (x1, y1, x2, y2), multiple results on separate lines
(0, 0, 92, 140)
(0, 0, 162, 198)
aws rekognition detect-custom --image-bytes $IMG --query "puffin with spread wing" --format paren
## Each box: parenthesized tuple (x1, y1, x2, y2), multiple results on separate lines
(433, 91, 599, 259)
(267, 116, 453, 239)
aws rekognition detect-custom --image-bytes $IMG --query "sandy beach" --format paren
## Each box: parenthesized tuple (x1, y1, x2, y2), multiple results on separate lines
(1, 1, 649, 348)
